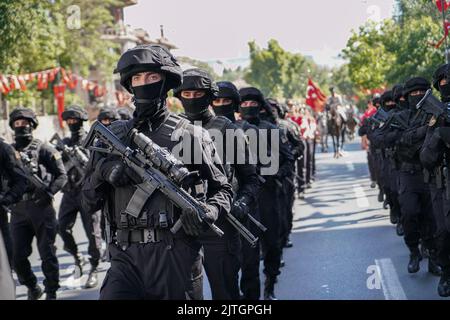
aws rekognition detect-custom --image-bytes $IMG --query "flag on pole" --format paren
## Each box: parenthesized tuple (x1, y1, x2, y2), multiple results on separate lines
(436, 0, 450, 12)
(306, 78, 327, 112)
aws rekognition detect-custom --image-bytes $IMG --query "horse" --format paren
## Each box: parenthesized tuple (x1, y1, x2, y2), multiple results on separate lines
(326, 103, 346, 159)
(316, 112, 329, 153)
(345, 107, 358, 141)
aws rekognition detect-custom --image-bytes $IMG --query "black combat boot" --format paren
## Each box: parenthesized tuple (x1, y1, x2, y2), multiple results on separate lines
(389, 209, 398, 224)
(264, 277, 277, 300)
(73, 253, 87, 278)
(27, 285, 43, 300)
(284, 237, 293, 248)
(428, 251, 443, 277)
(85, 267, 99, 289)
(438, 268, 450, 297)
(396, 222, 404, 236)
(408, 247, 422, 274)
(45, 291, 57, 300)
(377, 189, 384, 203)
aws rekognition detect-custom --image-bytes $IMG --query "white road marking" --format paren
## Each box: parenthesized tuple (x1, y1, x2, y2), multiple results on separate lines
(375, 258, 407, 300)
(346, 160, 355, 171)
(352, 184, 370, 208)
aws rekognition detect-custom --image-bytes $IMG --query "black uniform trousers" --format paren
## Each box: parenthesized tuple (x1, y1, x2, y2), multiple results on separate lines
(296, 141, 306, 193)
(398, 170, 436, 251)
(259, 179, 282, 280)
(201, 228, 241, 300)
(388, 163, 401, 221)
(10, 199, 59, 293)
(305, 139, 314, 185)
(280, 178, 295, 247)
(367, 151, 376, 182)
(100, 232, 200, 300)
(58, 190, 101, 266)
(239, 203, 261, 300)
(429, 182, 450, 272)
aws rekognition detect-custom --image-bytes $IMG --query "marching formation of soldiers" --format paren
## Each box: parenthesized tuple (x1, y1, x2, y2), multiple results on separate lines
(359, 64, 450, 298)
(0, 44, 318, 300)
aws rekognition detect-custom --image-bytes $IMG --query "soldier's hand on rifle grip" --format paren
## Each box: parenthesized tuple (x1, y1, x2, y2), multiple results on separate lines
(231, 197, 250, 221)
(180, 170, 201, 191)
(180, 207, 203, 236)
(101, 160, 132, 187)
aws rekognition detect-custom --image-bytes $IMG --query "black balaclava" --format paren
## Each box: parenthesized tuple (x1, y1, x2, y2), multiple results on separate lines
(132, 79, 167, 124)
(433, 64, 450, 103)
(179, 93, 211, 121)
(14, 124, 33, 149)
(403, 77, 430, 112)
(68, 121, 83, 133)
(398, 97, 408, 110)
(239, 101, 260, 121)
(213, 102, 235, 121)
(68, 120, 84, 143)
(439, 83, 450, 102)
(408, 93, 426, 112)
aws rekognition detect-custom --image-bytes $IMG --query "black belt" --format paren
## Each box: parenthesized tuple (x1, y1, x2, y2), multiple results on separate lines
(400, 163, 422, 172)
(116, 228, 162, 246)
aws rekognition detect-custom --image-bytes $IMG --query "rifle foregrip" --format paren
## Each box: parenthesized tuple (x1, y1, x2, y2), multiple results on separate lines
(170, 217, 224, 237)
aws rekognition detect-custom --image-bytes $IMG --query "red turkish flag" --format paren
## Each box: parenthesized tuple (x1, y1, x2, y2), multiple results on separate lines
(436, 0, 450, 12)
(305, 78, 327, 113)
(53, 84, 66, 129)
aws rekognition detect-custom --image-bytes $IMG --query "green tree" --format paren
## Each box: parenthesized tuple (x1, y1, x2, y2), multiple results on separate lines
(0, 0, 119, 114)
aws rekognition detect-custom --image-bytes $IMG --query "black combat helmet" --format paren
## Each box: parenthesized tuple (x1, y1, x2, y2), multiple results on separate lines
(212, 81, 241, 120)
(114, 44, 182, 94)
(239, 87, 265, 120)
(432, 63, 450, 90)
(173, 68, 218, 99)
(173, 68, 218, 119)
(380, 90, 395, 111)
(62, 105, 88, 121)
(403, 77, 431, 111)
(9, 107, 39, 129)
(97, 107, 120, 122)
(403, 77, 431, 97)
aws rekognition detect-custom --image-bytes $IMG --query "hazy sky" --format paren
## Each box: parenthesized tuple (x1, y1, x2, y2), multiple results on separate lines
(125, 0, 396, 67)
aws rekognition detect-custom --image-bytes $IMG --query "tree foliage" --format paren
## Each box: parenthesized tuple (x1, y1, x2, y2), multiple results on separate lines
(0, 0, 119, 113)
(342, 0, 447, 96)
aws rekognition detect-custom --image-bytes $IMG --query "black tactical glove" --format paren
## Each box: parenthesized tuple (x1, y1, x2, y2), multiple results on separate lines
(101, 160, 132, 187)
(33, 188, 53, 207)
(202, 204, 218, 225)
(231, 196, 250, 221)
(180, 207, 203, 237)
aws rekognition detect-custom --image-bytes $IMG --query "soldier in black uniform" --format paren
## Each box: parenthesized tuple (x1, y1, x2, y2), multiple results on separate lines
(393, 77, 441, 276)
(420, 63, 450, 297)
(0, 139, 28, 265)
(371, 91, 398, 214)
(97, 107, 119, 127)
(9, 107, 67, 300)
(175, 70, 260, 300)
(267, 99, 304, 249)
(213, 81, 263, 300)
(238, 87, 295, 300)
(57, 105, 101, 288)
(82, 44, 233, 300)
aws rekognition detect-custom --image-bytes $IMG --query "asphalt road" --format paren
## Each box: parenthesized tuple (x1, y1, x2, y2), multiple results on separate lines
(13, 138, 449, 300)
